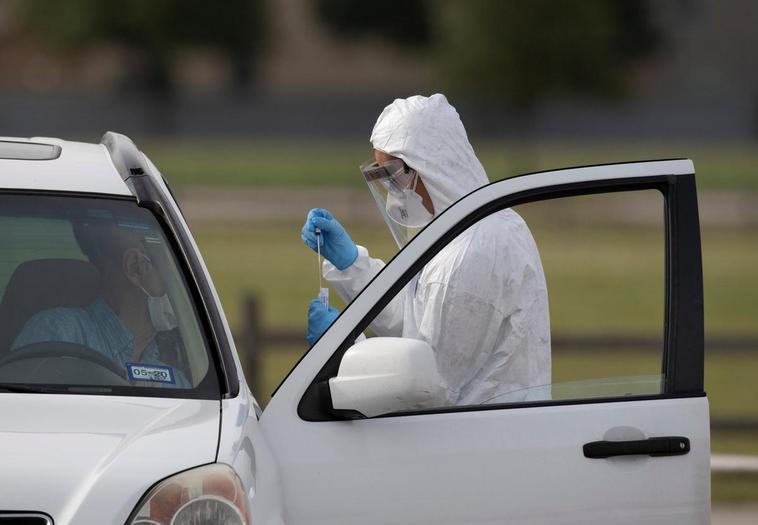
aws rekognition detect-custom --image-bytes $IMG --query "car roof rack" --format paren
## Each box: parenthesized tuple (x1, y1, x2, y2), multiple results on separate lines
(100, 132, 150, 185)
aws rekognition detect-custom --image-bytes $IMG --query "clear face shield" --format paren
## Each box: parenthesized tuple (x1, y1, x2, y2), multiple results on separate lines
(360, 158, 435, 248)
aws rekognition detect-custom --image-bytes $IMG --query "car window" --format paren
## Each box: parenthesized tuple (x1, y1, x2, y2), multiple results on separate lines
(0, 193, 219, 398)
(358, 189, 664, 412)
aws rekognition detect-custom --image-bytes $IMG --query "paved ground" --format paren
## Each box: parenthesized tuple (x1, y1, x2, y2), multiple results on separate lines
(712, 504, 758, 524)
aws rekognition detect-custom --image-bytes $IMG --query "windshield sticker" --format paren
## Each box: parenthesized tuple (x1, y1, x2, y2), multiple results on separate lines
(126, 363, 175, 384)
(143, 234, 162, 244)
(116, 218, 150, 230)
(86, 209, 113, 221)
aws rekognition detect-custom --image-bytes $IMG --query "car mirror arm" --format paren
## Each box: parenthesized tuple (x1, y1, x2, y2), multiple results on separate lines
(301, 379, 367, 421)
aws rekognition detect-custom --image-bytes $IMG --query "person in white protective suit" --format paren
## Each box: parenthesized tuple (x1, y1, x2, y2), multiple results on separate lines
(301, 93, 550, 406)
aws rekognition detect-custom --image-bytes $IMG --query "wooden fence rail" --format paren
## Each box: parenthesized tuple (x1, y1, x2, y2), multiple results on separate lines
(233, 294, 758, 433)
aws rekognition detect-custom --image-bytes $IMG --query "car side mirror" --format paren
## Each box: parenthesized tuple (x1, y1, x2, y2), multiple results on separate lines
(329, 337, 444, 418)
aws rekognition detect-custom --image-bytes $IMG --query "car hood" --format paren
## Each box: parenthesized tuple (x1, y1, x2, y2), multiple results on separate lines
(0, 393, 220, 524)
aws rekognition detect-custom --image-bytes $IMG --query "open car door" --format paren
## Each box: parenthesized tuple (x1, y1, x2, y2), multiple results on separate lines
(261, 160, 709, 524)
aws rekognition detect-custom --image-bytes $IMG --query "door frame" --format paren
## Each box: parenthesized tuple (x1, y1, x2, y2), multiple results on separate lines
(268, 159, 703, 421)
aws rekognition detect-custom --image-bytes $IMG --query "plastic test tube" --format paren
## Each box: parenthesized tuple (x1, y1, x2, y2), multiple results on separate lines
(316, 227, 329, 308)
(319, 287, 330, 309)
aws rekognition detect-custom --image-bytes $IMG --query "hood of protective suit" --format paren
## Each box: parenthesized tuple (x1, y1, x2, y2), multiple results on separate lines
(370, 94, 490, 214)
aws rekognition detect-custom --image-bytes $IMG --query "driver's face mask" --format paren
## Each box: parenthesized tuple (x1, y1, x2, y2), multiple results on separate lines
(361, 157, 435, 248)
(138, 255, 178, 332)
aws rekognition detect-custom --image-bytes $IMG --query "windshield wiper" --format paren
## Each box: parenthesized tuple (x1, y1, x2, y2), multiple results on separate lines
(0, 383, 70, 394)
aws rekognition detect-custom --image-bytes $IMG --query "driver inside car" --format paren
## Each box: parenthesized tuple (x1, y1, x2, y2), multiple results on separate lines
(11, 220, 190, 388)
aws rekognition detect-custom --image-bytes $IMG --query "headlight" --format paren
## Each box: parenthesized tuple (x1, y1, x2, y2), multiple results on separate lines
(127, 464, 251, 525)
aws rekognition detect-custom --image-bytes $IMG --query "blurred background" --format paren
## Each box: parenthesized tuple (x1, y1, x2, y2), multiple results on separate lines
(1, 0, 756, 517)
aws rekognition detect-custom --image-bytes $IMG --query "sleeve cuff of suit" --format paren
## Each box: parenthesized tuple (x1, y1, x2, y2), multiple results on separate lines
(323, 245, 371, 281)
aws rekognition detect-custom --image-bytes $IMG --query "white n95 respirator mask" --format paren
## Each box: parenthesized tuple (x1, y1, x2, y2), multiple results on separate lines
(361, 158, 434, 248)
(385, 172, 434, 228)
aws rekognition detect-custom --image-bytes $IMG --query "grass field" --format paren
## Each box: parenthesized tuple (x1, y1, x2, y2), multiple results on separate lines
(143, 139, 758, 191)
(192, 221, 758, 335)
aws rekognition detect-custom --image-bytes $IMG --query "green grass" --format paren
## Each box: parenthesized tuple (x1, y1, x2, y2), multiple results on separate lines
(711, 432, 758, 456)
(712, 473, 758, 502)
(192, 221, 758, 336)
(192, 222, 397, 330)
(702, 227, 758, 337)
(143, 139, 758, 191)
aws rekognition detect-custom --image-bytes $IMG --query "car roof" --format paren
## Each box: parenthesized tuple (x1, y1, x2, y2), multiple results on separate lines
(0, 136, 132, 196)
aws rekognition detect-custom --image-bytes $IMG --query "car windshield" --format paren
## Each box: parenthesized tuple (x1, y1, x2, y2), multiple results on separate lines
(0, 193, 219, 398)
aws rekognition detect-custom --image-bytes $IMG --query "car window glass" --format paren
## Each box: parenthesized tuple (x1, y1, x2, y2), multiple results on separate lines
(0, 194, 217, 397)
(356, 189, 664, 414)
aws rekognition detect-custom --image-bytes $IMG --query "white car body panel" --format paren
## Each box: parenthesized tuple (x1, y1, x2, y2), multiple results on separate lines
(0, 394, 219, 524)
(217, 387, 287, 525)
(261, 398, 709, 524)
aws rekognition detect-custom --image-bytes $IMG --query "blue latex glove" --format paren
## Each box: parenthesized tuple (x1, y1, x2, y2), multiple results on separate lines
(301, 208, 358, 270)
(307, 298, 340, 346)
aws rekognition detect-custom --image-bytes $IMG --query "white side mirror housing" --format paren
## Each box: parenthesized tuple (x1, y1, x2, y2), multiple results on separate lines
(329, 337, 444, 418)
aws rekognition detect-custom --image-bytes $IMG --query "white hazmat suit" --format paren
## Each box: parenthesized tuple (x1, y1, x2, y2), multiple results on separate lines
(325, 94, 551, 406)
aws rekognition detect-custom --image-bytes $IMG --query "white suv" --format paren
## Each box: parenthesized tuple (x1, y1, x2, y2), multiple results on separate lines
(0, 133, 709, 524)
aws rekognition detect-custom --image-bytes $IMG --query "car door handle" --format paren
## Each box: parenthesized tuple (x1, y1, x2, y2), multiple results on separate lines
(583, 436, 690, 459)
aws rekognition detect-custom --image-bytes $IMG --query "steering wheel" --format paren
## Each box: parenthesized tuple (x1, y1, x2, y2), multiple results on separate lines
(0, 341, 127, 379)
